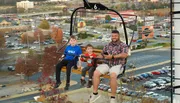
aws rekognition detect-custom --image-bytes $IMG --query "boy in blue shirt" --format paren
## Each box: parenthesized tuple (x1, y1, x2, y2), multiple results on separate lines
(54, 35, 82, 90)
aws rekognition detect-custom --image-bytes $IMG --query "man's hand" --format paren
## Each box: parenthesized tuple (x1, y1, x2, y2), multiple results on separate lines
(104, 55, 112, 59)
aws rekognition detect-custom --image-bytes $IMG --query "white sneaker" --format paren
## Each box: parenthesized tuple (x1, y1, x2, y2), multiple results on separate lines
(89, 94, 101, 103)
(110, 98, 117, 103)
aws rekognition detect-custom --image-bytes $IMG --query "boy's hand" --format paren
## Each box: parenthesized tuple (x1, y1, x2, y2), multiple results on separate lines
(90, 56, 93, 59)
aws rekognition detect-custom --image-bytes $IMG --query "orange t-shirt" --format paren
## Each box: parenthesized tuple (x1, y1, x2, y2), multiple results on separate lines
(80, 53, 97, 66)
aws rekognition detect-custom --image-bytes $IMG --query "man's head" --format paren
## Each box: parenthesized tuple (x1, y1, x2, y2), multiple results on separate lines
(85, 44, 93, 54)
(111, 30, 120, 42)
(69, 35, 77, 46)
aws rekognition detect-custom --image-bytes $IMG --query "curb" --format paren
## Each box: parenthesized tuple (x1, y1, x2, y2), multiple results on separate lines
(131, 46, 163, 53)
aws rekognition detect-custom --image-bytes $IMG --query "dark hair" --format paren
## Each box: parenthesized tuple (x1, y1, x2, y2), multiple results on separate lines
(70, 35, 77, 40)
(111, 30, 119, 34)
(86, 44, 93, 49)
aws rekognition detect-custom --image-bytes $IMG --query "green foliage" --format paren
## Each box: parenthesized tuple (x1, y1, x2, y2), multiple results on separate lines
(128, 25, 137, 31)
(38, 20, 50, 30)
(153, 43, 170, 47)
(105, 15, 111, 22)
(95, 45, 104, 49)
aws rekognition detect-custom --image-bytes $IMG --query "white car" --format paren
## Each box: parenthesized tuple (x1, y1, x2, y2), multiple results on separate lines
(30, 46, 36, 49)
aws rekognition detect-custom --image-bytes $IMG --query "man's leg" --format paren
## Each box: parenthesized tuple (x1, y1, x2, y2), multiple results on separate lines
(110, 72, 117, 97)
(89, 64, 109, 102)
(55, 59, 68, 88)
(109, 65, 122, 103)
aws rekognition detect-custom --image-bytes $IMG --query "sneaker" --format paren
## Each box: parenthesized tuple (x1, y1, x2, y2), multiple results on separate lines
(80, 79, 86, 86)
(64, 83, 70, 90)
(87, 80, 92, 88)
(54, 82, 61, 88)
(110, 98, 116, 103)
(89, 94, 101, 103)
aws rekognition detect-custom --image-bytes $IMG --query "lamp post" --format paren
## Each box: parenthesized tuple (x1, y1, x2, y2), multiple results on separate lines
(20, 50, 29, 81)
(21, 50, 29, 64)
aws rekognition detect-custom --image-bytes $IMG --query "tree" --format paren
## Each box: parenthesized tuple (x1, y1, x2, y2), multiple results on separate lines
(105, 15, 112, 23)
(50, 26, 63, 44)
(38, 19, 50, 30)
(41, 46, 61, 77)
(0, 32, 5, 49)
(15, 54, 39, 81)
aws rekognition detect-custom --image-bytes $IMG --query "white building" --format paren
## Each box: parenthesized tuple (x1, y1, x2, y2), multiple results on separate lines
(16, 0, 34, 9)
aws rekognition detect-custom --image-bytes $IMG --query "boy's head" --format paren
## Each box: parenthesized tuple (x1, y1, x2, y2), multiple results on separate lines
(86, 44, 93, 53)
(69, 35, 77, 46)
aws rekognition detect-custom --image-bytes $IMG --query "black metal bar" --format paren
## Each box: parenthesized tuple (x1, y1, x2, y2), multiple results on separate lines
(170, 0, 173, 102)
(174, 78, 180, 80)
(174, 93, 180, 95)
(172, 18, 180, 19)
(172, 48, 180, 50)
(172, 11, 180, 14)
(172, 33, 180, 35)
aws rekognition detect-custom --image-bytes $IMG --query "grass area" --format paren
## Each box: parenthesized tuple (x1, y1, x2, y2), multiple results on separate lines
(152, 43, 170, 47)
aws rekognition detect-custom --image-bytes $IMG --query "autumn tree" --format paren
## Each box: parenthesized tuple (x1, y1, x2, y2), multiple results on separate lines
(38, 19, 50, 30)
(50, 26, 63, 44)
(15, 53, 40, 81)
(41, 46, 62, 77)
(0, 32, 6, 60)
(34, 29, 45, 42)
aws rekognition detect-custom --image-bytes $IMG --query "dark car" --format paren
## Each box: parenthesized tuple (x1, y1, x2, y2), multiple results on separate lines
(141, 73, 148, 78)
(99, 84, 107, 90)
(121, 77, 131, 83)
(103, 85, 110, 91)
(134, 76, 141, 81)
(8, 66, 15, 71)
(146, 73, 154, 78)
(131, 91, 139, 97)
(126, 91, 133, 96)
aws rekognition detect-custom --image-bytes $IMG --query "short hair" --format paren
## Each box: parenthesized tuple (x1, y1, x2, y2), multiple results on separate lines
(70, 35, 77, 40)
(86, 44, 93, 49)
(111, 30, 119, 34)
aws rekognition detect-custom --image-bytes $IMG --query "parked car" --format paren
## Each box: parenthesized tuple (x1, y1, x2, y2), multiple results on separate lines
(143, 81, 157, 88)
(146, 73, 154, 78)
(151, 71, 161, 75)
(141, 73, 149, 78)
(103, 85, 110, 91)
(151, 79, 167, 85)
(8, 66, 15, 71)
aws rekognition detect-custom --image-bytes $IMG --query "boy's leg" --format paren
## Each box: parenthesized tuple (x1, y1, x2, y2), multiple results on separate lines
(55, 59, 68, 88)
(89, 64, 109, 102)
(87, 67, 95, 88)
(81, 66, 90, 86)
(65, 60, 76, 90)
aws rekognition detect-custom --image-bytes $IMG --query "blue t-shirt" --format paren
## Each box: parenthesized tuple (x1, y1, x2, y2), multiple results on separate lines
(64, 45, 82, 60)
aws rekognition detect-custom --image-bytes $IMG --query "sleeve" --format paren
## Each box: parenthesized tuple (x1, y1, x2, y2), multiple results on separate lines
(121, 43, 129, 54)
(77, 46, 82, 56)
(92, 53, 97, 58)
(64, 46, 68, 55)
(102, 45, 108, 54)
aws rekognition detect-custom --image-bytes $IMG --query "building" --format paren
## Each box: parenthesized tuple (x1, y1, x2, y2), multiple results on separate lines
(16, 0, 34, 9)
